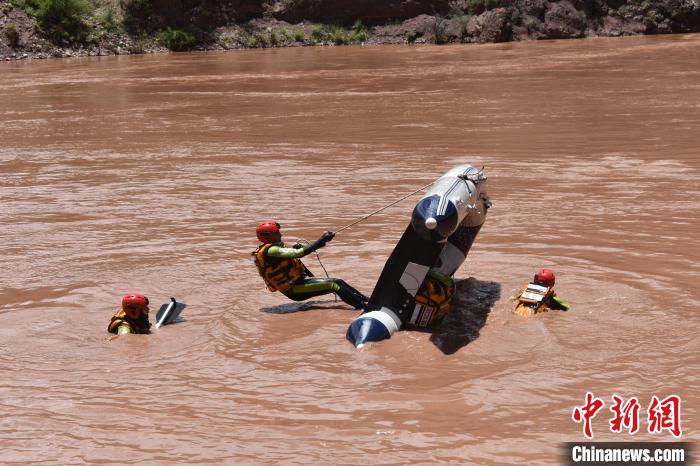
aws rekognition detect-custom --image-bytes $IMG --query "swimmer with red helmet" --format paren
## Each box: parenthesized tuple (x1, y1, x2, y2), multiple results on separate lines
(252, 220, 368, 309)
(513, 268, 569, 316)
(108, 293, 152, 335)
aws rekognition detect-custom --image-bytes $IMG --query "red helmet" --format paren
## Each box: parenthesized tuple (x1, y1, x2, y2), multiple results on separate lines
(122, 293, 149, 319)
(534, 268, 555, 287)
(256, 220, 281, 243)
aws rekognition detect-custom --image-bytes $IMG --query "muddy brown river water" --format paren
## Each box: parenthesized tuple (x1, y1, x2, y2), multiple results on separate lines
(1, 34, 699, 464)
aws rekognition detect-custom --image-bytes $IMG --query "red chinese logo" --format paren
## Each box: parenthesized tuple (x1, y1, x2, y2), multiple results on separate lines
(572, 393, 682, 439)
(572, 392, 605, 438)
(609, 395, 640, 434)
(648, 395, 682, 437)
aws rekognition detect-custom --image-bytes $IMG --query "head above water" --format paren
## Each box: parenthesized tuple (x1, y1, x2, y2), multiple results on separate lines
(534, 268, 555, 288)
(256, 220, 282, 244)
(122, 293, 149, 319)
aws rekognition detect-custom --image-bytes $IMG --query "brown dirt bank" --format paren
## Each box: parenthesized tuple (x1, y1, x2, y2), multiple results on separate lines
(1, 0, 700, 60)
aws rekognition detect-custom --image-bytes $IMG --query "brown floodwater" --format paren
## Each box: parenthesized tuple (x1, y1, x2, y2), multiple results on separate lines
(1, 34, 699, 464)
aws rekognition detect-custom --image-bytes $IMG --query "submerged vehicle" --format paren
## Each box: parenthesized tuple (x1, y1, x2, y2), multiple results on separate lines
(346, 165, 490, 348)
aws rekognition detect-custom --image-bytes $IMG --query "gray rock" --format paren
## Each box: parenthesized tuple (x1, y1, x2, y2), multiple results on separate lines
(544, 0, 587, 38)
(467, 8, 511, 43)
(600, 14, 645, 36)
(514, 0, 548, 19)
(512, 14, 547, 40)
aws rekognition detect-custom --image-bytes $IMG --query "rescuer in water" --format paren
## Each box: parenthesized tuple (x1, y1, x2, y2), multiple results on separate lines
(253, 220, 368, 309)
(108, 293, 152, 335)
(410, 268, 456, 327)
(513, 268, 569, 316)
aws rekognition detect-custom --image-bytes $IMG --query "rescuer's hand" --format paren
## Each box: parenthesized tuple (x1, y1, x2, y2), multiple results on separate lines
(320, 231, 335, 243)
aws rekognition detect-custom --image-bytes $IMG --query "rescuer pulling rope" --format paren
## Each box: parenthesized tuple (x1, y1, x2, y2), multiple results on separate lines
(252, 221, 368, 309)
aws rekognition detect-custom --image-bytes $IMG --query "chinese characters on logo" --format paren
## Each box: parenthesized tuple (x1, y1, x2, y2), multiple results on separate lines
(609, 395, 640, 434)
(572, 392, 682, 439)
(572, 392, 605, 438)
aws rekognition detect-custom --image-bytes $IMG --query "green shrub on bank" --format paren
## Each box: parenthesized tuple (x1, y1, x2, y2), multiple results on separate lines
(16, 0, 92, 43)
(328, 21, 368, 45)
(97, 6, 118, 32)
(350, 20, 367, 42)
(352, 30, 367, 42)
(405, 29, 418, 44)
(331, 26, 347, 44)
(158, 27, 196, 51)
(10, 0, 37, 15)
(4, 22, 20, 47)
(310, 23, 324, 41)
(281, 29, 293, 43)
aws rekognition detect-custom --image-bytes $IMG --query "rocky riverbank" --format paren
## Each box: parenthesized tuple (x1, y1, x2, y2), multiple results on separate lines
(2, 0, 699, 61)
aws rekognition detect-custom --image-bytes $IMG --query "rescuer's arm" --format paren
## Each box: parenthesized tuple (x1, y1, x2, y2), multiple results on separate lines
(427, 269, 455, 289)
(550, 292, 570, 311)
(268, 231, 335, 258)
(266, 245, 305, 259)
(117, 322, 133, 335)
(511, 286, 526, 301)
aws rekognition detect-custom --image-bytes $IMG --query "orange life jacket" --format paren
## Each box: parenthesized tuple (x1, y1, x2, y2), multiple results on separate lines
(108, 309, 151, 334)
(409, 275, 455, 328)
(253, 243, 305, 293)
(513, 282, 554, 316)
